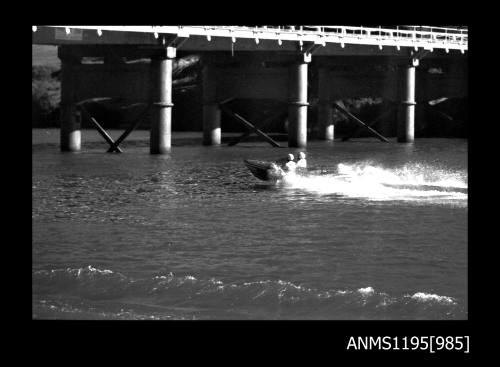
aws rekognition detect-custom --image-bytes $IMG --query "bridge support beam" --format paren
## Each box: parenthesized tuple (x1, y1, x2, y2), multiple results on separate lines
(398, 58, 418, 143)
(202, 65, 221, 146)
(150, 47, 175, 154)
(317, 67, 334, 140)
(288, 54, 310, 147)
(59, 51, 81, 152)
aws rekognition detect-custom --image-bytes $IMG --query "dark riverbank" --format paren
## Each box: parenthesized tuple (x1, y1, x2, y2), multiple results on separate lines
(32, 45, 468, 138)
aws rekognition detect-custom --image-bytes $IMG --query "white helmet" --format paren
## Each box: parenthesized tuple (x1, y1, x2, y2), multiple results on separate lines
(298, 152, 306, 159)
(287, 153, 294, 161)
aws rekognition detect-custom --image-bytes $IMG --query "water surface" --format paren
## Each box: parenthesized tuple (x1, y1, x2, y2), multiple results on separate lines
(32, 132, 467, 320)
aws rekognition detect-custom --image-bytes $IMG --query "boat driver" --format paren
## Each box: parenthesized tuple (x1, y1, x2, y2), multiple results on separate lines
(284, 153, 297, 172)
(296, 152, 307, 168)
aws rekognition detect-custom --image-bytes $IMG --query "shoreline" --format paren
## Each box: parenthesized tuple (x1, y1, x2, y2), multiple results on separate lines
(32, 128, 467, 147)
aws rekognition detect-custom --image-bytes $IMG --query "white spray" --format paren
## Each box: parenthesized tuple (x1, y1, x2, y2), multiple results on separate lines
(279, 162, 467, 203)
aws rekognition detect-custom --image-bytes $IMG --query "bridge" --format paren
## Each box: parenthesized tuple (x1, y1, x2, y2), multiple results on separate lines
(32, 25, 468, 153)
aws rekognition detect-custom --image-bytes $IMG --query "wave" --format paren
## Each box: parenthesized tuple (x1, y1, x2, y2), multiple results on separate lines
(410, 292, 456, 304)
(33, 266, 466, 320)
(278, 162, 467, 204)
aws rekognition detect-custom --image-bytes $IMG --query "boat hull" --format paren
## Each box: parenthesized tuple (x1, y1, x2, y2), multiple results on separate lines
(244, 159, 276, 181)
(244, 159, 310, 181)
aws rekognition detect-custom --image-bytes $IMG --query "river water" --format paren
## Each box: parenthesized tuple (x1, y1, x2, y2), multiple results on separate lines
(32, 131, 467, 320)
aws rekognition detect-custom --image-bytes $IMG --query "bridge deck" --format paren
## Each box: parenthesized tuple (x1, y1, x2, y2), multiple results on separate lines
(33, 25, 467, 52)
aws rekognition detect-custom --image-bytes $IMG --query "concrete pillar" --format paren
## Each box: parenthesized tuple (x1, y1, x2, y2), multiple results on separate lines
(59, 53, 81, 152)
(288, 54, 310, 147)
(202, 64, 221, 145)
(317, 67, 334, 140)
(150, 47, 175, 154)
(398, 58, 418, 143)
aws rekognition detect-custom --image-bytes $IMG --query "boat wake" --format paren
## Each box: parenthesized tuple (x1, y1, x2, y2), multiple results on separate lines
(278, 162, 467, 205)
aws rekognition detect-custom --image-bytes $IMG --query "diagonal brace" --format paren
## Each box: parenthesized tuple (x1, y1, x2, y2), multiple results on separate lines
(342, 103, 396, 141)
(219, 103, 281, 147)
(228, 109, 287, 146)
(78, 104, 123, 152)
(106, 104, 151, 152)
(332, 102, 389, 142)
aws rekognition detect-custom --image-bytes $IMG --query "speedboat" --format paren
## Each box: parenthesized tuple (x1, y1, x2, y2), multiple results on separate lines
(244, 159, 312, 181)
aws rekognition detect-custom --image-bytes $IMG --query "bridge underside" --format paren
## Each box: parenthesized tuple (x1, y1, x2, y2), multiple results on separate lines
(51, 42, 467, 152)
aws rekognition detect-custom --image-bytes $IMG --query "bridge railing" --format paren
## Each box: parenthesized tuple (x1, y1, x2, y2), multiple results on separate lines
(203, 25, 468, 48)
(37, 25, 468, 51)
(264, 25, 468, 45)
